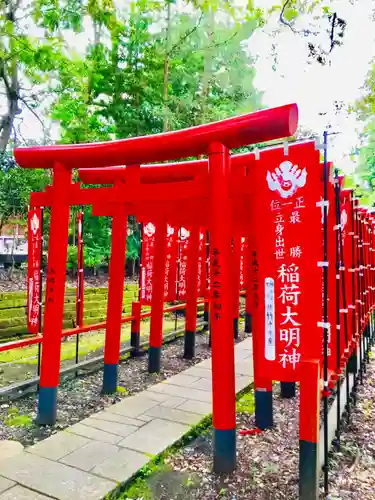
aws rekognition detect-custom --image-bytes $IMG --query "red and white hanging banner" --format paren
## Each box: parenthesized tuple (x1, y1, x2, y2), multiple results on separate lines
(140, 222, 156, 305)
(177, 227, 190, 300)
(239, 236, 248, 289)
(326, 178, 338, 372)
(370, 216, 375, 315)
(197, 229, 207, 297)
(251, 142, 323, 383)
(165, 224, 178, 302)
(27, 208, 42, 334)
(340, 188, 354, 350)
(76, 211, 84, 327)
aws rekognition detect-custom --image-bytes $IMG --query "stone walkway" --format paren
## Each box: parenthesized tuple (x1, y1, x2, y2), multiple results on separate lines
(0, 338, 253, 500)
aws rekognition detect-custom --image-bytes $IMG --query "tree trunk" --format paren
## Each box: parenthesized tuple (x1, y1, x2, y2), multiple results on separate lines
(0, 1, 20, 151)
(163, 1, 172, 132)
(0, 2, 20, 152)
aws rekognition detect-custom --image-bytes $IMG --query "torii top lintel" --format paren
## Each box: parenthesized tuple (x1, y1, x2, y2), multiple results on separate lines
(14, 104, 298, 170)
(77, 151, 256, 185)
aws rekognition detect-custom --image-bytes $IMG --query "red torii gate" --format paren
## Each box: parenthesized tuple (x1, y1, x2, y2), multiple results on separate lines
(15, 104, 298, 473)
(29, 152, 255, 383)
(78, 154, 254, 367)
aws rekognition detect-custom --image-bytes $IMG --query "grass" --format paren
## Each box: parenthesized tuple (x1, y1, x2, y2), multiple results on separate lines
(236, 389, 255, 414)
(4, 408, 32, 427)
(116, 385, 129, 395)
(0, 317, 184, 365)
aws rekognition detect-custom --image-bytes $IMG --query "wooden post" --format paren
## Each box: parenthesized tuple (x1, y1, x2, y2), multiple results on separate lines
(131, 301, 141, 356)
(37, 164, 71, 425)
(148, 221, 167, 373)
(299, 358, 320, 500)
(102, 204, 128, 393)
(209, 143, 236, 473)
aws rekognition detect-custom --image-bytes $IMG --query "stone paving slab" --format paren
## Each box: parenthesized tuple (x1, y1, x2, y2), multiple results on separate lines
(60, 441, 120, 472)
(197, 358, 212, 369)
(90, 411, 148, 427)
(0, 337, 253, 500)
(237, 337, 252, 350)
(160, 396, 187, 408)
(0, 477, 15, 496)
(106, 394, 160, 418)
(117, 418, 190, 455)
(165, 373, 201, 387)
(67, 423, 123, 444)
(236, 375, 253, 392)
(143, 405, 203, 426)
(79, 417, 138, 438)
(235, 349, 252, 361)
(0, 441, 24, 461)
(92, 448, 149, 483)
(148, 382, 213, 402)
(177, 399, 212, 415)
(183, 366, 212, 379)
(0, 453, 116, 500)
(235, 360, 254, 377)
(27, 432, 89, 461)
(0, 485, 53, 499)
(141, 391, 187, 408)
(189, 377, 212, 392)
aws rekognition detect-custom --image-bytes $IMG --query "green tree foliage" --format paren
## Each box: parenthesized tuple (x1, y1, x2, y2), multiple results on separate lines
(50, 0, 264, 143)
(39, 0, 264, 268)
(0, 153, 50, 230)
(351, 60, 375, 206)
(0, 0, 84, 151)
(0, 0, 269, 270)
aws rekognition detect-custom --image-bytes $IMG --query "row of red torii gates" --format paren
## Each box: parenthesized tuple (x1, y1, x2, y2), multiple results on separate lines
(15, 104, 298, 473)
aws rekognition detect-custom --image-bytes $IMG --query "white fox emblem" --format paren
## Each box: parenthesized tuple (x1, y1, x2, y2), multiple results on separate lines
(266, 161, 307, 199)
(30, 213, 40, 235)
(144, 222, 156, 237)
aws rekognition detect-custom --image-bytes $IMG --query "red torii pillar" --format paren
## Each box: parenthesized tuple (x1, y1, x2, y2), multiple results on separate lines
(184, 226, 200, 358)
(102, 203, 128, 393)
(102, 167, 140, 392)
(209, 143, 236, 472)
(36, 164, 71, 424)
(244, 241, 253, 334)
(148, 220, 168, 372)
(232, 235, 242, 340)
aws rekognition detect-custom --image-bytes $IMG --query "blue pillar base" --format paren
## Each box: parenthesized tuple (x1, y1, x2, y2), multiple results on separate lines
(184, 330, 196, 359)
(213, 428, 236, 473)
(148, 346, 161, 373)
(37, 386, 57, 426)
(130, 331, 140, 357)
(348, 351, 358, 374)
(244, 313, 252, 334)
(280, 381, 296, 399)
(203, 310, 209, 331)
(233, 318, 239, 340)
(102, 363, 118, 394)
(255, 389, 273, 430)
(299, 440, 319, 500)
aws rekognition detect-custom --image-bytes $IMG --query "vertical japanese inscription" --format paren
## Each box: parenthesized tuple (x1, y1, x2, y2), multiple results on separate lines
(27, 208, 42, 333)
(141, 222, 156, 305)
(271, 191, 306, 370)
(211, 247, 222, 321)
(265, 277, 276, 360)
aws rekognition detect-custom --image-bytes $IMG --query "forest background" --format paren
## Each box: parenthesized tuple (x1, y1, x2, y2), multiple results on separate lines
(1, 0, 375, 275)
